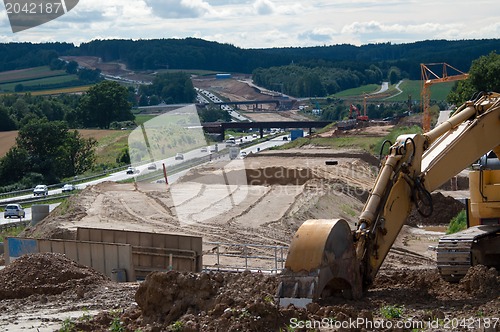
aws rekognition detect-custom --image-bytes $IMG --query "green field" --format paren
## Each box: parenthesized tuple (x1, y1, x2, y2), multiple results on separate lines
(332, 79, 457, 102)
(333, 84, 381, 98)
(1, 74, 79, 91)
(0, 66, 67, 84)
(0, 66, 83, 93)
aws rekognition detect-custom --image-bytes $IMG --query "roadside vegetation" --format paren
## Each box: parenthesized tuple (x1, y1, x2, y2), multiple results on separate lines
(446, 210, 467, 234)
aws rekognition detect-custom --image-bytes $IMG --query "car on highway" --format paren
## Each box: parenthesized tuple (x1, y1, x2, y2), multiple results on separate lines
(126, 166, 137, 174)
(239, 151, 247, 159)
(175, 153, 184, 160)
(4, 203, 25, 219)
(62, 184, 76, 192)
(201, 147, 208, 152)
(148, 163, 157, 170)
(33, 184, 48, 196)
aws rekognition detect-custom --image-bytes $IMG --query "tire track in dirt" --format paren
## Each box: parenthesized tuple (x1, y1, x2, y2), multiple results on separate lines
(225, 186, 273, 226)
(114, 191, 274, 247)
(182, 185, 242, 224)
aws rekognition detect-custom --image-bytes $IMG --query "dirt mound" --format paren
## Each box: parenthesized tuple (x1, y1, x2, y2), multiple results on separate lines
(406, 192, 466, 226)
(133, 270, 288, 332)
(0, 252, 109, 299)
(460, 265, 499, 297)
(90, 267, 499, 332)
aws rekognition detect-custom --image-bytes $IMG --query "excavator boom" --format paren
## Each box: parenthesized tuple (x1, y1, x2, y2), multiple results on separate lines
(278, 92, 500, 306)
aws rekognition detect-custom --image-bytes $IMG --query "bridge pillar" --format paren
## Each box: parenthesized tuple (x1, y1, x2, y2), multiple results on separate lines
(259, 127, 264, 138)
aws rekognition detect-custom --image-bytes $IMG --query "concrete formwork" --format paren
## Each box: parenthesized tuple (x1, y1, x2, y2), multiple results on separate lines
(76, 228, 203, 280)
(5, 237, 135, 281)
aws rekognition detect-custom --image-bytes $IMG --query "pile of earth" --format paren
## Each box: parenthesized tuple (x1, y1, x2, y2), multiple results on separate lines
(0, 252, 109, 299)
(74, 266, 498, 332)
(406, 192, 466, 227)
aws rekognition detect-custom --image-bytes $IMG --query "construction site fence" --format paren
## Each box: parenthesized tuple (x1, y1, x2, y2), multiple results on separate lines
(203, 241, 288, 274)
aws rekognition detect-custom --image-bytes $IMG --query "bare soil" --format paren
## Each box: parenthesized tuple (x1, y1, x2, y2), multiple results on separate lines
(1, 144, 498, 331)
(0, 72, 497, 330)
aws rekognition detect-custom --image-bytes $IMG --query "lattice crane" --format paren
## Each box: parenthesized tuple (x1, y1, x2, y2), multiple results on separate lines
(421, 63, 469, 132)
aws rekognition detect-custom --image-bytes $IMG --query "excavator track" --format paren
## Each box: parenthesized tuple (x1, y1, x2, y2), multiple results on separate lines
(437, 225, 500, 282)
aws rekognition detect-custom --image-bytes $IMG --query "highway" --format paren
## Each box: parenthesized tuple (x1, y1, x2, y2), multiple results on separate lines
(0, 134, 292, 225)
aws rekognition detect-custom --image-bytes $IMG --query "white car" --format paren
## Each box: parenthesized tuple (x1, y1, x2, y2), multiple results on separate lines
(62, 184, 75, 192)
(33, 184, 48, 196)
(4, 203, 25, 218)
(148, 163, 157, 170)
(126, 167, 137, 174)
(175, 153, 184, 160)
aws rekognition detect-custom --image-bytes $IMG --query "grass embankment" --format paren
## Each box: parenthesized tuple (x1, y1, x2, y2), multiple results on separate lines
(272, 125, 423, 156)
(93, 131, 131, 166)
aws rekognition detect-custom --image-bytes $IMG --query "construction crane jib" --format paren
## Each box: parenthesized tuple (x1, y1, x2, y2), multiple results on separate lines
(420, 63, 469, 132)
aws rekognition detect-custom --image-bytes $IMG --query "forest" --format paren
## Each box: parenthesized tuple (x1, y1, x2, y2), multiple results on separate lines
(2, 38, 500, 77)
(2, 38, 499, 98)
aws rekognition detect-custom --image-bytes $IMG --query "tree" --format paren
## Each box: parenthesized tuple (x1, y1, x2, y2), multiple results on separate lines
(142, 73, 196, 104)
(78, 81, 134, 129)
(66, 60, 78, 74)
(0, 106, 16, 131)
(449, 52, 500, 105)
(1, 118, 98, 184)
(14, 84, 24, 92)
(61, 130, 97, 177)
(387, 67, 401, 85)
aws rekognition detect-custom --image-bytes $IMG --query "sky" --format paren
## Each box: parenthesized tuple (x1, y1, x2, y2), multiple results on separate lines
(1, 0, 500, 49)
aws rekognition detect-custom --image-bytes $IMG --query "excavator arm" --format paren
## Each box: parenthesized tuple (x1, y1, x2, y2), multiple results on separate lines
(277, 92, 500, 306)
(358, 91, 500, 285)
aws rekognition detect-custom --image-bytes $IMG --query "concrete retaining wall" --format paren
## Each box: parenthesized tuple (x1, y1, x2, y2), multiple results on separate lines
(31, 204, 50, 226)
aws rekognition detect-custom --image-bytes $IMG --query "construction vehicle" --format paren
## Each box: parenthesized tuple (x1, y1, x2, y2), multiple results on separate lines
(277, 91, 500, 307)
(349, 104, 369, 121)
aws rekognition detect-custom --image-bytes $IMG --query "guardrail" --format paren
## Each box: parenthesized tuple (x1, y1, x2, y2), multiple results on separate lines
(0, 219, 29, 232)
(135, 151, 231, 183)
(202, 241, 288, 274)
(0, 165, 128, 201)
(0, 194, 71, 209)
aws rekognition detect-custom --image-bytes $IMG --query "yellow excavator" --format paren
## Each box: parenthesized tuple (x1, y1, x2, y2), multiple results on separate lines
(277, 91, 500, 307)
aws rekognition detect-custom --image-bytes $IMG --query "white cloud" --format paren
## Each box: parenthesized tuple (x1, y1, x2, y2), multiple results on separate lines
(1, 0, 499, 48)
(253, 0, 275, 15)
(298, 27, 337, 42)
(145, 0, 213, 19)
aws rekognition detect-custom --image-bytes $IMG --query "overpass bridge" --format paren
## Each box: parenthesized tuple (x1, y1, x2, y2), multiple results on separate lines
(198, 98, 296, 111)
(202, 121, 333, 139)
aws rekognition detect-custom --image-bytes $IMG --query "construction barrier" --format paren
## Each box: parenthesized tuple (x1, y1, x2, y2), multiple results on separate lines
(76, 227, 203, 280)
(5, 237, 135, 281)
